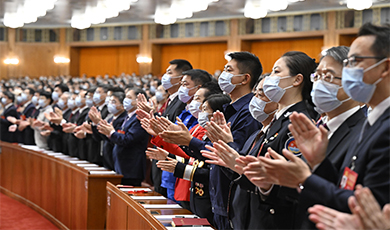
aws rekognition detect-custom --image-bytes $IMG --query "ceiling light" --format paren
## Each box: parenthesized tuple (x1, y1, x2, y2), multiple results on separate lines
(4, 58, 20, 65)
(244, 0, 268, 19)
(346, 0, 372, 10)
(54, 56, 70, 64)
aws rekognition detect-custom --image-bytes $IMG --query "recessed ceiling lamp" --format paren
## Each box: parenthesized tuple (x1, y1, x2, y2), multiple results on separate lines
(346, 0, 372, 10)
(244, 0, 305, 19)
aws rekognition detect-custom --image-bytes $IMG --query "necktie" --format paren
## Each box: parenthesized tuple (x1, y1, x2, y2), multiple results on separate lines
(121, 116, 130, 130)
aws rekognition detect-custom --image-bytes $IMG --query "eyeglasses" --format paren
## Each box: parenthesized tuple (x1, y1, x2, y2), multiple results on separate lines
(343, 56, 386, 67)
(311, 72, 342, 83)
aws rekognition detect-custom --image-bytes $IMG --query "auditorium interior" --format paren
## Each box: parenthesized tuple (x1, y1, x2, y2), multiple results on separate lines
(0, 0, 389, 229)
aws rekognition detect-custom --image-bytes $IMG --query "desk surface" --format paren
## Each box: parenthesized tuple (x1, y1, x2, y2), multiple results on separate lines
(106, 182, 214, 230)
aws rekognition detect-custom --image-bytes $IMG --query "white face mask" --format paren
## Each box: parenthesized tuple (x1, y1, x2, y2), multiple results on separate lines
(178, 85, 197, 103)
(263, 76, 293, 102)
(218, 71, 244, 94)
(249, 96, 277, 123)
(198, 112, 209, 128)
(188, 100, 202, 118)
(311, 80, 350, 113)
(155, 91, 165, 102)
(161, 74, 181, 90)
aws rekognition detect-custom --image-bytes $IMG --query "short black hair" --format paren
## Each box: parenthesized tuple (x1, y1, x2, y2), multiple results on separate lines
(130, 87, 147, 99)
(358, 23, 390, 59)
(320, 46, 350, 65)
(205, 94, 231, 112)
(200, 80, 223, 100)
(26, 87, 35, 96)
(40, 90, 53, 105)
(97, 84, 111, 93)
(3, 91, 14, 102)
(110, 87, 125, 94)
(169, 59, 193, 74)
(112, 91, 125, 104)
(182, 69, 212, 86)
(227, 51, 263, 89)
(87, 87, 97, 94)
(54, 83, 69, 93)
(282, 51, 317, 106)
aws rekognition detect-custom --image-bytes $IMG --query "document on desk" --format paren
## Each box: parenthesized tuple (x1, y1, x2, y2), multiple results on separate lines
(132, 196, 166, 200)
(154, 215, 198, 221)
(84, 167, 108, 170)
(77, 163, 100, 167)
(70, 160, 89, 164)
(20, 145, 44, 151)
(89, 171, 116, 175)
(54, 155, 69, 158)
(142, 204, 182, 209)
(166, 227, 213, 230)
(119, 188, 152, 192)
(47, 153, 64, 156)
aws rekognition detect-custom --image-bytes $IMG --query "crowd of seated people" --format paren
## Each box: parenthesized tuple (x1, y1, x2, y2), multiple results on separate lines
(1, 22, 388, 230)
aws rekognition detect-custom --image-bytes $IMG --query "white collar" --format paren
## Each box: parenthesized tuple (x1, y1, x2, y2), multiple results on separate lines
(79, 105, 88, 113)
(72, 108, 80, 114)
(368, 96, 390, 126)
(127, 110, 136, 119)
(4, 103, 13, 110)
(275, 103, 296, 120)
(169, 91, 178, 102)
(98, 103, 105, 111)
(326, 106, 360, 139)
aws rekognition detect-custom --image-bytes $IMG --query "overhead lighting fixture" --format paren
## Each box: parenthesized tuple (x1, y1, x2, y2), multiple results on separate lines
(346, 0, 372, 10)
(136, 55, 152, 64)
(3, 0, 58, 28)
(244, 0, 305, 19)
(54, 56, 70, 64)
(4, 58, 20, 65)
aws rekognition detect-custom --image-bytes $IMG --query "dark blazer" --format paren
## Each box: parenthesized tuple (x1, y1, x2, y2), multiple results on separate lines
(230, 101, 315, 229)
(110, 113, 150, 183)
(92, 111, 128, 170)
(85, 105, 109, 165)
(1, 104, 19, 143)
(67, 108, 89, 158)
(19, 102, 36, 145)
(49, 109, 72, 152)
(300, 107, 390, 214)
(162, 96, 186, 122)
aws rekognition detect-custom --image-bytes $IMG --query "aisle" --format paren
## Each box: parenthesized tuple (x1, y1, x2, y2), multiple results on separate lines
(0, 193, 58, 230)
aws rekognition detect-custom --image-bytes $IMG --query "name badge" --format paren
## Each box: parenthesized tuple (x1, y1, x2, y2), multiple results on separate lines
(339, 167, 358, 190)
(117, 130, 125, 134)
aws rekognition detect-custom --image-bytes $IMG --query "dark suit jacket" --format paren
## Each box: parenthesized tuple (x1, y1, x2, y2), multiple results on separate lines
(92, 111, 128, 170)
(297, 108, 365, 229)
(230, 101, 314, 229)
(1, 104, 19, 143)
(85, 105, 109, 165)
(68, 107, 89, 158)
(110, 113, 150, 182)
(300, 107, 390, 214)
(19, 102, 36, 145)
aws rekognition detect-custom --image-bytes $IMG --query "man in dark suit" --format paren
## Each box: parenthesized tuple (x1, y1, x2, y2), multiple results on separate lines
(242, 23, 390, 227)
(137, 59, 192, 195)
(0, 91, 19, 143)
(91, 90, 127, 170)
(98, 88, 150, 185)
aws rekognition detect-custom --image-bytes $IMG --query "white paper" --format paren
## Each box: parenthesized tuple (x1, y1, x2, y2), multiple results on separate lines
(84, 167, 108, 170)
(70, 160, 89, 164)
(47, 153, 64, 156)
(89, 171, 116, 175)
(142, 204, 182, 209)
(166, 227, 213, 230)
(20, 145, 44, 151)
(54, 155, 69, 158)
(77, 163, 99, 167)
(132, 196, 166, 200)
(154, 215, 198, 221)
(119, 188, 152, 192)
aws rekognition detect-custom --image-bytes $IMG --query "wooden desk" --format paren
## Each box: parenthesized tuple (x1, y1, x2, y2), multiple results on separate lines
(106, 182, 198, 230)
(0, 141, 123, 230)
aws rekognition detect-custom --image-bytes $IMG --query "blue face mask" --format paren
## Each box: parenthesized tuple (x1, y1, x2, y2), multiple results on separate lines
(67, 99, 76, 109)
(32, 96, 38, 106)
(155, 91, 165, 102)
(123, 98, 133, 111)
(75, 97, 83, 107)
(161, 74, 181, 90)
(311, 80, 350, 113)
(263, 76, 293, 103)
(178, 85, 197, 103)
(17, 95, 23, 104)
(108, 103, 120, 115)
(188, 100, 201, 118)
(52, 92, 59, 101)
(1, 97, 7, 105)
(150, 85, 156, 94)
(21, 93, 28, 102)
(218, 71, 244, 94)
(38, 98, 47, 108)
(58, 99, 66, 109)
(93, 93, 102, 104)
(342, 58, 387, 104)
(86, 98, 94, 108)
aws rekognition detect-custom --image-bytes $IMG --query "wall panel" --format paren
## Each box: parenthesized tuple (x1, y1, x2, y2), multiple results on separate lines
(0, 43, 8, 79)
(160, 42, 227, 75)
(249, 37, 324, 73)
(79, 46, 139, 77)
